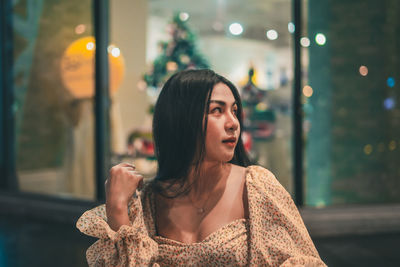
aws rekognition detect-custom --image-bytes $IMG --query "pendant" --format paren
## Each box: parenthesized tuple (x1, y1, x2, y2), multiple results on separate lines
(197, 208, 205, 213)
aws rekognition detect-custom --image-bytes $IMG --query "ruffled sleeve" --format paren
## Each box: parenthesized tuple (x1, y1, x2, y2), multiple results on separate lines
(246, 166, 326, 266)
(76, 190, 159, 266)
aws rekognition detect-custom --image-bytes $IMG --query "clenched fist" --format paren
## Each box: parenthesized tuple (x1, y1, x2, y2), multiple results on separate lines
(105, 163, 143, 231)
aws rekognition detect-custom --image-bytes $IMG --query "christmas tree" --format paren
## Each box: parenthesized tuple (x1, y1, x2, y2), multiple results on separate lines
(142, 13, 210, 94)
(127, 13, 210, 171)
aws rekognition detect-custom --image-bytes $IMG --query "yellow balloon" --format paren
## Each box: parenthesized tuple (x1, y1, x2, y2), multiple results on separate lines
(60, 36, 125, 99)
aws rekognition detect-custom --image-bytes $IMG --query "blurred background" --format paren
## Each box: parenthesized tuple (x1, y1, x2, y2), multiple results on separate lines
(0, 0, 399, 266)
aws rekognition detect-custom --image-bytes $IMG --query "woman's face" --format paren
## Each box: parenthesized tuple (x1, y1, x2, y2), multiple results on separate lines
(204, 83, 240, 163)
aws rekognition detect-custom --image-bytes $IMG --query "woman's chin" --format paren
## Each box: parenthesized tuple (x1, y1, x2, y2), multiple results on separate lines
(203, 153, 234, 163)
(219, 153, 235, 163)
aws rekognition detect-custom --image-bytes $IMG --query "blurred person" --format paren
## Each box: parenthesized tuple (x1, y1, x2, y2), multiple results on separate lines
(77, 69, 325, 266)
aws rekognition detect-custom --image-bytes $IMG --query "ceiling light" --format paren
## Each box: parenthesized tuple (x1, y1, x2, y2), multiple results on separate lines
(266, 29, 278, 40)
(229, 23, 243, 35)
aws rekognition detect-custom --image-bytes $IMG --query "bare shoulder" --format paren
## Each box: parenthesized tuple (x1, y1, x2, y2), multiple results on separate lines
(228, 164, 249, 218)
(229, 164, 247, 184)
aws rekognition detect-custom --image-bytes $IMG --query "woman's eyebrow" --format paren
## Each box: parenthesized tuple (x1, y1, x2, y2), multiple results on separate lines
(208, 100, 238, 106)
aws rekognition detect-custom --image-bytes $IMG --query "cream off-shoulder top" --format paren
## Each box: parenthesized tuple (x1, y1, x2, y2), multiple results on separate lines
(77, 166, 326, 266)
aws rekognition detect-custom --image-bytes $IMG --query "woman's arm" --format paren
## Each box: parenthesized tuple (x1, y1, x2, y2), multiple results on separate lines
(77, 163, 158, 266)
(106, 200, 130, 231)
(246, 166, 326, 266)
(105, 163, 143, 231)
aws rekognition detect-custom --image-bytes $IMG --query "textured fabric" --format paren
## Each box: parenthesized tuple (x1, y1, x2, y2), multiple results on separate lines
(77, 165, 326, 266)
(76, 193, 159, 266)
(155, 219, 249, 266)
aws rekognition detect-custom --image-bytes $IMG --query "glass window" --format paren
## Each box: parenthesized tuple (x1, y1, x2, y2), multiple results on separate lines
(304, 0, 400, 206)
(14, 0, 95, 200)
(110, 0, 295, 194)
(109, 1, 157, 180)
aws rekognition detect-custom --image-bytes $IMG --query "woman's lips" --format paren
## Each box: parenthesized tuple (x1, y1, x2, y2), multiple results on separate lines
(223, 141, 236, 147)
(222, 139, 236, 147)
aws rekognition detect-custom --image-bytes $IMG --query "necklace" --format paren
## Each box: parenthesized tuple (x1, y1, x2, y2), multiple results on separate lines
(187, 165, 228, 214)
(189, 191, 213, 214)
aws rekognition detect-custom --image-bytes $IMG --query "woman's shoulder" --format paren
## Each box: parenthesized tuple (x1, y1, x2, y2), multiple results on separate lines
(244, 165, 297, 220)
(230, 164, 270, 175)
(244, 165, 289, 196)
(230, 164, 276, 186)
(245, 165, 271, 174)
(245, 165, 275, 183)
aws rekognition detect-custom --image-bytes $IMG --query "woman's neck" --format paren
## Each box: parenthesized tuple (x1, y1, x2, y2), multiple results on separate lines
(187, 161, 231, 198)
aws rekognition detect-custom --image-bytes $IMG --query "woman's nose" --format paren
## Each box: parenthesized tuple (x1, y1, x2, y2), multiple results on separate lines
(225, 113, 239, 131)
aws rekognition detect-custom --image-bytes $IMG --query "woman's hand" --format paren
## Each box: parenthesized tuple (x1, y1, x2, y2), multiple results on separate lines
(105, 163, 143, 231)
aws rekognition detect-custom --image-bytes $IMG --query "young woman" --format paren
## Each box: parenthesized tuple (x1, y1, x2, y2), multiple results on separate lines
(77, 69, 326, 266)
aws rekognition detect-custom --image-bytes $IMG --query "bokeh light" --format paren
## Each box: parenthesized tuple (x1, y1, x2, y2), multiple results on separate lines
(179, 12, 189, 21)
(266, 29, 278, 40)
(75, 24, 86, 35)
(256, 102, 268, 111)
(288, 22, 295, 33)
(166, 61, 178, 71)
(300, 37, 310, 47)
(389, 140, 396, 151)
(107, 45, 121, 58)
(137, 80, 147, 91)
(315, 33, 326, 45)
(303, 85, 313, 97)
(86, 42, 95, 50)
(364, 144, 373, 155)
(229, 23, 243, 35)
(387, 77, 395, 88)
(111, 47, 120, 57)
(359, 65, 368, 76)
(384, 97, 395, 110)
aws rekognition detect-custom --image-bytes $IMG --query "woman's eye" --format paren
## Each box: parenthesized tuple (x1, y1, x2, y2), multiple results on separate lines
(211, 107, 222, 113)
(233, 108, 238, 115)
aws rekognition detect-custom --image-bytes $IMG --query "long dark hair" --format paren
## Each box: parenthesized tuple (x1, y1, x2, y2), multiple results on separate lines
(151, 69, 250, 197)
